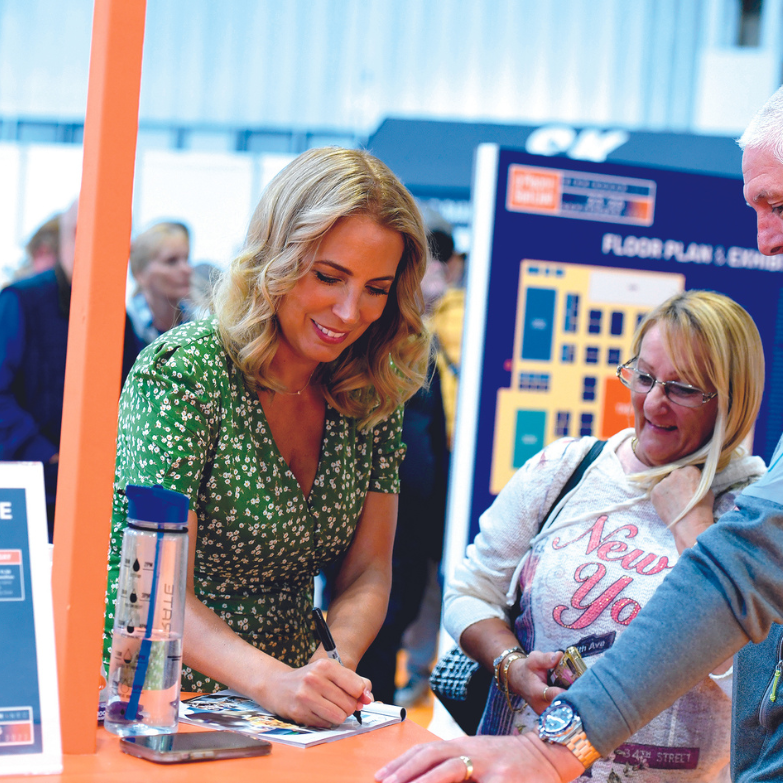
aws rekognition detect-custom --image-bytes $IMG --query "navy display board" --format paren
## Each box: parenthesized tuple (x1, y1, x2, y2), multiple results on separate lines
(0, 463, 61, 775)
(445, 145, 782, 568)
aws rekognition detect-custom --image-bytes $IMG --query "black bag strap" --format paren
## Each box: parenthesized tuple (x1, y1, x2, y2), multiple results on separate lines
(506, 439, 607, 625)
(431, 438, 608, 734)
(537, 439, 607, 535)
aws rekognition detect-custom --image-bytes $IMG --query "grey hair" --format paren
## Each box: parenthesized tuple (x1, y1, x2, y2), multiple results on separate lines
(738, 85, 783, 163)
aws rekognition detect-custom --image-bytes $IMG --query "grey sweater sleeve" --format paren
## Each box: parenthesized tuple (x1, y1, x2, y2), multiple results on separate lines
(564, 489, 783, 756)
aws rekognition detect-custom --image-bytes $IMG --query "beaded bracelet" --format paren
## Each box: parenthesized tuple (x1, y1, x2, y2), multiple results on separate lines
(501, 652, 526, 713)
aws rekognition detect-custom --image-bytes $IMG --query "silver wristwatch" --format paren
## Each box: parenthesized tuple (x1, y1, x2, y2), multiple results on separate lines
(538, 699, 601, 769)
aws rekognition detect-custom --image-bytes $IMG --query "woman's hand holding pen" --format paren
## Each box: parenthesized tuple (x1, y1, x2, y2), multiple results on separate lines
(261, 658, 372, 728)
(183, 571, 371, 728)
(310, 606, 373, 724)
(308, 646, 374, 703)
(506, 651, 565, 714)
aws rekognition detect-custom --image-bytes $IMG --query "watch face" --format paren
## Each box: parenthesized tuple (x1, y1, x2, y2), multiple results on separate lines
(541, 702, 575, 739)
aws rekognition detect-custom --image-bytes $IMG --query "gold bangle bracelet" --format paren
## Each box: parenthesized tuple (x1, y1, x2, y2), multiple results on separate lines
(501, 652, 525, 713)
(493, 647, 526, 690)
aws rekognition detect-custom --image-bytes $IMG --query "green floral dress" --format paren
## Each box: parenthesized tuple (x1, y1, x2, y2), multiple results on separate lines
(102, 320, 405, 692)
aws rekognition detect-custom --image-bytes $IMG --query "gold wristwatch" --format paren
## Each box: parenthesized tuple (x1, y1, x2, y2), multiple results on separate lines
(538, 699, 601, 769)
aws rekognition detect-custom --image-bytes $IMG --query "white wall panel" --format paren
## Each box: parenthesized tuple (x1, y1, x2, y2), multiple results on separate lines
(0, 145, 22, 284)
(0, 0, 780, 136)
(134, 150, 256, 267)
(0, 144, 81, 284)
(0, 140, 297, 281)
(19, 146, 82, 237)
(0, 1, 91, 118)
(695, 49, 781, 132)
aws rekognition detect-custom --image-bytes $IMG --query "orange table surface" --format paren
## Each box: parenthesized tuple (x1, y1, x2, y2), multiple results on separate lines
(2, 719, 435, 782)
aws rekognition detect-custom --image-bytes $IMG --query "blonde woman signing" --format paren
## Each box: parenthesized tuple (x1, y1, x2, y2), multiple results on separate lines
(441, 291, 765, 783)
(103, 148, 430, 727)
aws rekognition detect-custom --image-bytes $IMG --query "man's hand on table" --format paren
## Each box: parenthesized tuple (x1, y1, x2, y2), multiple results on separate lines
(375, 732, 585, 783)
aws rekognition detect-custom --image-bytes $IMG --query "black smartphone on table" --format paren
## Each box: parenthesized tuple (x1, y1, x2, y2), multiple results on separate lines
(120, 730, 272, 764)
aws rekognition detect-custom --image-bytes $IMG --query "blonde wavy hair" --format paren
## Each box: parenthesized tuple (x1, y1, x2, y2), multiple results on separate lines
(628, 290, 765, 523)
(212, 147, 431, 430)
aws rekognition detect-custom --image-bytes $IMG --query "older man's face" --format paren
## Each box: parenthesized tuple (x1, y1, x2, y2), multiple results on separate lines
(743, 146, 783, 255)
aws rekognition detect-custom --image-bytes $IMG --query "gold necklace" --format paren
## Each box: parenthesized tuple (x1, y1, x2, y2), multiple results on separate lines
(631, 436, 639, 456)
(277, 369, 316, 396)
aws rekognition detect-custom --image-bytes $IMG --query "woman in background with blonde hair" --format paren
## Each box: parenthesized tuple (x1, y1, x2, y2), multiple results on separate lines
(127, 220, 192, 344)
(103, 147, 430, 727)
(438, 290, 764, 783)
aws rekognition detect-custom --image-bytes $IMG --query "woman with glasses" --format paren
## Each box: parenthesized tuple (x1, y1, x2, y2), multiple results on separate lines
(438, 290, 765, 783)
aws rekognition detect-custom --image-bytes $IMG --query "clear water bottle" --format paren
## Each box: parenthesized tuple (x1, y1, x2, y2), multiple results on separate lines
(104, 484, 189, 737)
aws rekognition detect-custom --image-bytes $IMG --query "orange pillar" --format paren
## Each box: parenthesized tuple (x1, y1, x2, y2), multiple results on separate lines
(51, 0, 146, 754)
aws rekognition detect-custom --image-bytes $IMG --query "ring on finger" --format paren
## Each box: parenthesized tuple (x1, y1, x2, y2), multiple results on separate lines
(543, 685, 551, 701)
(458, 755, 474, 781)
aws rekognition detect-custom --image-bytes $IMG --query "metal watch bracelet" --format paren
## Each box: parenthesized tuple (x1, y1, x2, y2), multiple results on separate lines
(566, 730, 601, 768)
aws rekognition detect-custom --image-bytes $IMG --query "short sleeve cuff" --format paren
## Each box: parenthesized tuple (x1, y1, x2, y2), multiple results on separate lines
(370, 406, 406, 493)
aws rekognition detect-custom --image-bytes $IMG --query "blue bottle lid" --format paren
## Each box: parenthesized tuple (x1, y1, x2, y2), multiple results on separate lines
(125, 484, 189, 530)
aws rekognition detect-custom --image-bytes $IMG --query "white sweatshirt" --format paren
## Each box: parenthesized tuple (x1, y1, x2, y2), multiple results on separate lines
(444, 429, 766, 783)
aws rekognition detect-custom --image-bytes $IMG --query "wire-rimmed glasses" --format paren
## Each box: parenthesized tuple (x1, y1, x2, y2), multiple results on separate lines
(616, 359, 717, 409)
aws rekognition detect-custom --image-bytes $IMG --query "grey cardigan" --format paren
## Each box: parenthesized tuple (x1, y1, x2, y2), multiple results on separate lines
(564, 435, 783, 781)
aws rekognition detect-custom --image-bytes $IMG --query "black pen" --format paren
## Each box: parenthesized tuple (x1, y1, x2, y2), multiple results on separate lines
(312, 607, 363, 724)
